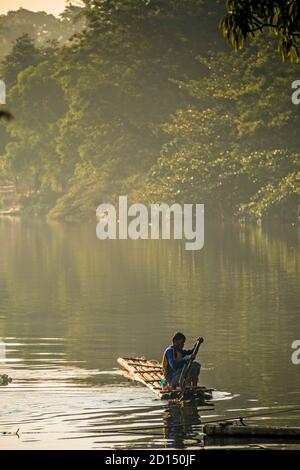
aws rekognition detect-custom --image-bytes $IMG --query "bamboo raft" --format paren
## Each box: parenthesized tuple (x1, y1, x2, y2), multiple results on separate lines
(117, 357, 213, 401)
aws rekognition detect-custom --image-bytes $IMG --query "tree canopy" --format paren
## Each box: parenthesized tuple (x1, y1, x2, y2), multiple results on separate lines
(0, 2, 299, 222)
(0, 7, 85, 58)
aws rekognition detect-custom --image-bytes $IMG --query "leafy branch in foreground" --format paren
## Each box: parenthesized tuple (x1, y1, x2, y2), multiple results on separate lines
(221, 0, 300, 61)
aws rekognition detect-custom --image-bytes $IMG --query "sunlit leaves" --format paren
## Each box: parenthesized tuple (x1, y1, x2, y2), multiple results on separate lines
(143, 43, 300, 222)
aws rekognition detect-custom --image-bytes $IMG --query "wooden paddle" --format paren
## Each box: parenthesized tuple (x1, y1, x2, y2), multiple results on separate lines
(178, 336, 203, 400)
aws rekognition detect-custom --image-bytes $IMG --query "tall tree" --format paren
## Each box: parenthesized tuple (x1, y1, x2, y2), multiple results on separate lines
(1, 34, 41, 88)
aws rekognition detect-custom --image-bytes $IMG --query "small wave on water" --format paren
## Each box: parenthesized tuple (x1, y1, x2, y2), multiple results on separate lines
(0, 337, 244, 450)
(1, 359, 299, 450)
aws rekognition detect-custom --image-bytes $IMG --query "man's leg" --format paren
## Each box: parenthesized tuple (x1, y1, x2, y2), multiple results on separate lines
(188, 362, 201, 387)
(171, 369, 183, 389)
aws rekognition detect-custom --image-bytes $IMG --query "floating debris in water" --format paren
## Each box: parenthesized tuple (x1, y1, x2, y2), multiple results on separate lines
(0, 374, 12, 386)
(0, 428, 19, 438)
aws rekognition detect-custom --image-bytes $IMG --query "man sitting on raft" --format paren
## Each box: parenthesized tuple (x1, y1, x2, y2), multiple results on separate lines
(162, 332, 202, 389)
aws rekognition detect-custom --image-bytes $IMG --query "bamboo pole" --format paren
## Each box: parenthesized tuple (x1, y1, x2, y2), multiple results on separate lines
(204, 424, 300, 438)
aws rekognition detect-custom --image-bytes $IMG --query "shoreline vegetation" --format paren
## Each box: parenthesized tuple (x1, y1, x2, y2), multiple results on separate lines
(0, 2, 299, 224)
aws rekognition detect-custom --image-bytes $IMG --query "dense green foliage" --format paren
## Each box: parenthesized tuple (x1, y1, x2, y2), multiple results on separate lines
(0, 1, 299, 222)
(144, 41, 300, 220)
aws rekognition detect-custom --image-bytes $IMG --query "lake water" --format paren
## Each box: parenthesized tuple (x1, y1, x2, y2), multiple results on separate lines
(0, 218, 299, 449)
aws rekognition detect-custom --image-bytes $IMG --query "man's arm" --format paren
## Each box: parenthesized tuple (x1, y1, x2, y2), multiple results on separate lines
(183, 338, 204, 359)
(183, 349, 194, 356)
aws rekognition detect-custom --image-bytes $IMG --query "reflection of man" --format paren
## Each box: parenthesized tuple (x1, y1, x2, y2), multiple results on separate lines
(163, 402, 202, 449)
(0, 337, 6, 364)
(162, 332, 202, 388)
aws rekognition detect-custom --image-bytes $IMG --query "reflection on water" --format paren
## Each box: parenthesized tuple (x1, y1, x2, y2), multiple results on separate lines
(0, 219, 299, 449)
